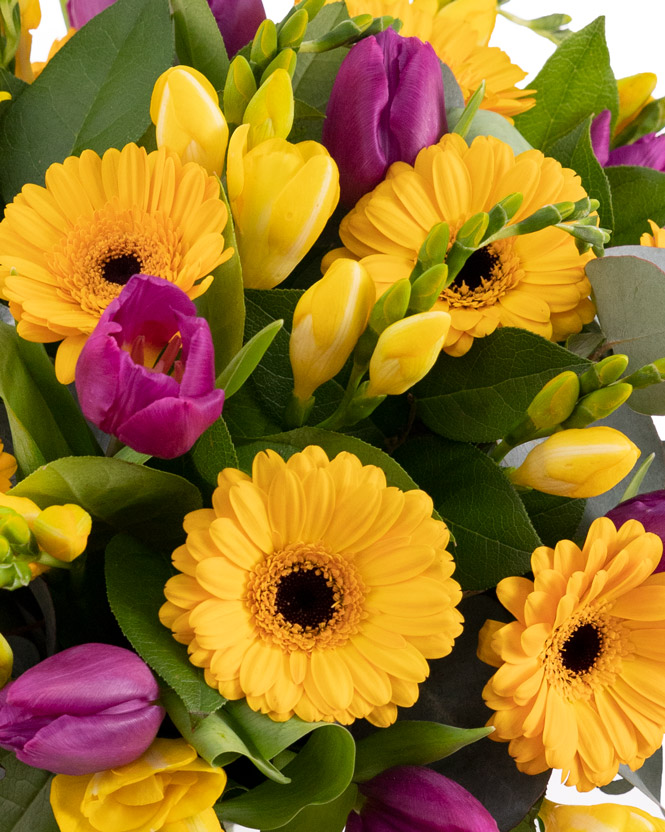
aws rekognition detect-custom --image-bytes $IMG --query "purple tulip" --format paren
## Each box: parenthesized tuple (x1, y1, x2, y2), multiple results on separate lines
(606, 490, 665, 572)
(208, 0, 266, 57)
(0, 643, 164, 775)
(347, 767, 500, 832)
(67, 0, 115, 28)
(75, 274, 224, 459)
(591, 109, 665, 171)
(323, 28, 447, 207)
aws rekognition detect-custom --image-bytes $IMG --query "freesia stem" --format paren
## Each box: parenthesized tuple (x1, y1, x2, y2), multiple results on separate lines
(316, 362, 367, 431)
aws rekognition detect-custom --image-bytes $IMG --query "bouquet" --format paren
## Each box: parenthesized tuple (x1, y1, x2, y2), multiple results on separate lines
(2, 0, 665, 829)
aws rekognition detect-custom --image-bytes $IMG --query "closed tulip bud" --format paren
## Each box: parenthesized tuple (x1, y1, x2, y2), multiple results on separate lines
(290, 259, 375, 401)
(540, 799, 665, 832)
(150, 66, 229, 177)
(509, 426, 640, 498)
(526, 371, 580, 431)
(562, 382, 633, 429)
(606, 489, 665, 572)
(579, 353, 629, 394)
(243, 68, 294, 147)
(0, 633, 11, 689)
(323, 27, 446, 206)
(223, 54, 258, 125)
(367, 311, 451, 396)
(0, 643, 164, 774)
(227, 124, 339, 288)
(32, 504, 92, 563)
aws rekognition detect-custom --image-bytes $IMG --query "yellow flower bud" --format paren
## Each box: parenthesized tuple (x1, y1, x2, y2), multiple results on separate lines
(540, 798, 665, 832)
(0, 493, 41, 525)
(50, 738, 227, 832)
(526, 370, 580, 431)
(227, 123, 339, 289)
(366, 311, 451, 396)
(509, 426, 640, 498)
(32, 504, 92, 562)
(290, 259, 375, 401)
(0, 440, 17, 493)
(150, 66, 229, 176)
(616, 72, 657, 136)
(0, 632, 12, 688)
(223, 54, 258, 125)
(243, 68, 294, 148)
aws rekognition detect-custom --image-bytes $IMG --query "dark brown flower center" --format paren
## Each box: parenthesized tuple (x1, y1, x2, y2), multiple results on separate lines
(275, 567, 336, 630)
(102, 253, 143, 285)
(560, 623, 603, 674)
(454, 246, 500, 291)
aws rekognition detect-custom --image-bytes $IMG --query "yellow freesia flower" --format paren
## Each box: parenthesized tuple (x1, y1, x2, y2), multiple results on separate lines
(615, 72, 658, 137)
(242, 67, 294, 148)
(14, 0, 41, 82)
(540, 799, 665, 831)
(227, 123, 339, 288)
(0, 632, 12, 688)
(50, 738, 226, 832)
(0, 493, 91, 563)
(509, 426, 640, 498)
(0, 441, 16, 492)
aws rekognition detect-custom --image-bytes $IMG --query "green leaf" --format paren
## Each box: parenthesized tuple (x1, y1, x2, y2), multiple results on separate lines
(519, 491, 585, 548)
(394, 435, 540, 589)
(188, 417, 238, 486)
(353, 721, 493, 783)
(547, 116, 613, 230)
(217, 319, 284, 397)
(219, 725, 355, 830)
(0, 66, 27, 98)
(415, 328, 590, 443)
(513, 17, 618, 153)
(11, 457, 201, 549)
(292, 2, 348, 112)
(196, 182, 246, 373)
(0, 749, 58, 832)
(586, 247, 665, 414)
(448, 107, 532, 155)
(172, 0, 229, 91)
(0, 0, 174, 202)
(290, 98, 326, 144)
(618, 750, 663, 810)
(223, 383, 283, 440)
(270, 785, 357, 832)
(605, 166, 665, 246)
(105, 533, 225, 715)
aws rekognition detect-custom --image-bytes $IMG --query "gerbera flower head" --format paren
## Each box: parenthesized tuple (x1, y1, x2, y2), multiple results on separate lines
(159, 445, 463, 726)
(641, 219, 665, 247)
(479, 517, 665, 791)
(336, 133, 595, 356)
(0, 143, 232, 383)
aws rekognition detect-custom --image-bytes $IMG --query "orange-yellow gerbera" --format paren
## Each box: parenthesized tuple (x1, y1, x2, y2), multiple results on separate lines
(0, 441, 17, 492)
(340, 0, 534, 119)
(160, 445, 463, 726)
(479, 517, 665, 791)
(333, 133, 595, 356)
(0, 143, 232, 383)
(641, 219, 665, 247)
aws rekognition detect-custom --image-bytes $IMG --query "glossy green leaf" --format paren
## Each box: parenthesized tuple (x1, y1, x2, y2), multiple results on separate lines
(271, 785, 357, 832)
(292, 2, 348, 113)
(172, 0, 229, 92)
(0, 749, 58, 832)
(188, 417, 238, 485)
(415, 328, 590, 443)
(513, 17, 618, 153)
(354, 721, 493, 783)
(448, 107, 532, 154)
(0, 0, 173, 202)
(605, 166, 665, 246)
(11, 457, 201, 549)
(519, 491, 585, 548)
(394, 435, 540, 589)
(105, 534, 225, 715)
(219, 725, 355, 830)
(217, 319, 284, 397)
(223, 383, 283, 440)
(0, 66, 27, 98)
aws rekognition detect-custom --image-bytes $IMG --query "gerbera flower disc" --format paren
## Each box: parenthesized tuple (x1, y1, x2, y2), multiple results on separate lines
(159, 445, 463, 726)
(335, 133, 595, 356)
(0, 143, 232, 383)
(480, 517, 665, 791)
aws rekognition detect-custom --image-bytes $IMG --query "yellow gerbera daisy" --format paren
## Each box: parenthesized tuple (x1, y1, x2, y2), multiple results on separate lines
(479, 517, 665, 791)
(340, 0, 534, 119)
(334, 133, 595, 356)
(159, 445, 463, 726)
(0, 440, 17, 492)
(0, 143, 232, 383)
(640, 219, 665, 247)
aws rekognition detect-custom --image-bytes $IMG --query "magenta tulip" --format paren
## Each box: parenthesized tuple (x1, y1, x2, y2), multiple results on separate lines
(0, 643, 164, 775)
(67, 0, 115, 27)
(75, 274, 224, 459)
(323, 28, 447, 207)
(347, 767, 500, 832)
(606, 490, 665, 572)
(208, 0, 266, 56)
(591, 109, 665, 170)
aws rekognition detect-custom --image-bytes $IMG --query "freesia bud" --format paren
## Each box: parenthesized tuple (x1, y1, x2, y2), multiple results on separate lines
(346, 766, 499, 832)
(75, 275, 225, 459)
(539, 799, 665, 832)
(526, 371, 580, 431)
(260, 47, 297, 84)
(32, 504, 92, 563)
(250, 17, 278, 67)
(0, 633, 11, 688)
(0, 643, 164, 774)
(223, 54, 258, 125)
(227, 124, 339, 288)
(367, 311, 451, 396)
(208, 0, 266, 57)
(278, 8, 308, 50)
(562, 382, 633, 429)
(579, 354, 629, 393)
(243, 67, 294, 147)
(290, 259, 375, 401)
(509, 426, 640, 498)
(323, 27, 446, 206)
(150, 66, 229, 177)
(606, 489, 665, 573)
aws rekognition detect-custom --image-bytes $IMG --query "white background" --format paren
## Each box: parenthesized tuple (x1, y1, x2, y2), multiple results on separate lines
(29, 0, 665, 821)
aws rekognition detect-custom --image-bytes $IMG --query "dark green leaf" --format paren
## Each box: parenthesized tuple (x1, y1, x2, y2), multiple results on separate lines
(354, 721, 492, 783)
(0, 749, 58, 832)
(0, 66, 27, 98)
(618, 751, 663, 809)
(219, 725, 355, 830)
(290, 99, 326, 144)
(0, 0, 174, 202)
(614, 96, 665, 147)
(188, 417, 238, 490)
(11, 457, 201, 549)
(292, 3, 349, 113)
(270, 785, 357, 832)
(172, 0, 229, 91)
(513, 17, 618, 153)
(105, 534, 225, 715)
(394, 435, 540, 589)
(217, 320, 284, 397)
(599, 778, 635, 796)
(565, 326, 605, 358)
(415, 328, 590, 443)
(223, 383, 283, 440)
(519, 491, 585, 548)
(547, 116, 613, 230)
(605, 166, 665, 246)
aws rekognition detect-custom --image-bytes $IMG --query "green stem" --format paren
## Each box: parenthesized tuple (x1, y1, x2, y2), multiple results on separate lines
(316, 362, 367, 431)
(488, 439, 513, 464)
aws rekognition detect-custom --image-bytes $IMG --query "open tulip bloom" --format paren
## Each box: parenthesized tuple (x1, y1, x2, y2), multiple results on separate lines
(5, 2, 665, 831)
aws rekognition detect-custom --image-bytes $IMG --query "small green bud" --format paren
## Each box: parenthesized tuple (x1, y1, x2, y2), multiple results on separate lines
(223, 55, 257, 125)
(527, 371, 580, 431)
(360, 15, 397, 37)
(260, 48, 297, 83)
(501, 203, 571, 237)
(415, 222, 449, 276)
(278, 9, 308, 49)
(0, 508, 31, 549)
(0, 535, 10, 561)
(296, 0, 325, 20)
(409, 264, 449, 312)
(623, 357, 665, 389)
(563, 383, 633, 429)
(456, 212, 489, 249)
(0, 560, 31, 591)
(299, 15, 373, 52)
(498, 192, 524, 222)
(250, 19, 278, 67)
(579, 354, 629, 394)
(451, 81, 486, 139)
(369, 279, 411, 334)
